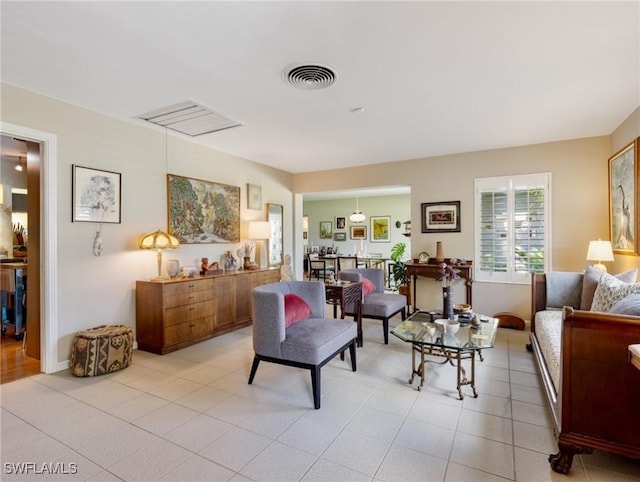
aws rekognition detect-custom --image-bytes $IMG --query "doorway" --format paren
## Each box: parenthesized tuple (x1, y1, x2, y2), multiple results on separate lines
(1, 134, 41, 383)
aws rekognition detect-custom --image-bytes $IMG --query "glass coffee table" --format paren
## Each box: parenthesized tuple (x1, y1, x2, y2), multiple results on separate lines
(391, 311, 499, 399)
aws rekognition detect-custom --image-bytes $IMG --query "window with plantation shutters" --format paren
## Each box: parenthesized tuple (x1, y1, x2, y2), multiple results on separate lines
(475, 173, 551, 284)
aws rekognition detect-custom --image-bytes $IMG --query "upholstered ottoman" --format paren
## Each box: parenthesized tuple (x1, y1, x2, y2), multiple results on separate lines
(71, 325, 133, 377)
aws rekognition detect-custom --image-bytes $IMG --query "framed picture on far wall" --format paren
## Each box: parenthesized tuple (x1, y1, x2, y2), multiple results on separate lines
(421, 201, 461, 233)
(370, 216, 390, 242)
(335, 216, 346, 230)
(72, 165, 121, 224)
(320, 221, 333, 239)
(350, 225, 367, 240)
(609, 138, 639, 254)
(334, 232, 347, 241)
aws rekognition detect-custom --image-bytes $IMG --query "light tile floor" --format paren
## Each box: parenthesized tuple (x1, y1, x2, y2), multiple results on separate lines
(2, 313, 640, 481)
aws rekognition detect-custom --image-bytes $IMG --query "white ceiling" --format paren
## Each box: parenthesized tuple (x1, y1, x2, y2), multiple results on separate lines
(1, 1, 639, 174)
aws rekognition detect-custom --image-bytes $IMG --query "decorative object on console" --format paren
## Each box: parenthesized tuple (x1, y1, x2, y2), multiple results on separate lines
(608, 138, 638, 255)
(349, 194, 365, 223)
(435, 241, 444, 262)
(167, 174, 240, 244)
(237, 241, 255, 269)
(437, 262, 461, 320)
(249, 221, 271, 268)
(421, 201, 460, 233)
(280, 254, 294, 281)
(585, 239, 615, 272)
(138, 229, 180, 279)
(165, 259, 180, 278)
(224, 250, 238, 271)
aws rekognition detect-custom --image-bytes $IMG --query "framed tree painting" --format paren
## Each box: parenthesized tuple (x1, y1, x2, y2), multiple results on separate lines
(168, 174, 240, 244)
(421, 201, 461, 233)
(609, 138, 639, 254)
(72, 165, 121, 224)
(370, 216, 390, 242)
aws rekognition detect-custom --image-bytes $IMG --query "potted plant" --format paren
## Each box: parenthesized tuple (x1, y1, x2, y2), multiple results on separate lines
(390, 242, 413, 305)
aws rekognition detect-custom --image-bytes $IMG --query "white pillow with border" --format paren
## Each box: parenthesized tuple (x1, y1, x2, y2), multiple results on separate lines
(591, 272, 640, 312)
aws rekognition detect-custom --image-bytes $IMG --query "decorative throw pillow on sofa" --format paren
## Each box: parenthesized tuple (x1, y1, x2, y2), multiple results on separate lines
(591, 272, 640, 312)
(581, 266, 638, 310)
(362, 278, 376, 296)
(284, 293, 313, 328)
(608, 294, 640, 316)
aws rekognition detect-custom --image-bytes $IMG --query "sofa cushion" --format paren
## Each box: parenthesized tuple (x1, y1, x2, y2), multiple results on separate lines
(534, 310, 562, 392)
(591, 273, 640, 312)
(282, 317, 356, 365)
(608, 294, 640, 316)
(546, 272, 583, 309)
(284, 293, 313, 328)
(581, 266, 638, 310)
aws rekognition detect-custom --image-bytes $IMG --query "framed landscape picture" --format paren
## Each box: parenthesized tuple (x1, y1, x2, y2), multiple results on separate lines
(320, 221, 333, 239)
(350, 225, 367, 240)
(609, 138, 639, 254)
(334, 232, 347, 241)
(421, 201, 461, 233)
(168, 174, 240, 244)
(370, 216, 390, 242)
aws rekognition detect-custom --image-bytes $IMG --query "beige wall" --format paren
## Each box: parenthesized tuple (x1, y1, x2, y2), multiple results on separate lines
(1, 83, 294, 364)
(294, 133, 640, 318)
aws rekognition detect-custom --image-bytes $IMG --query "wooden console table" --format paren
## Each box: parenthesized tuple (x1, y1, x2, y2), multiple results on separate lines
(407, 260, 473, 312)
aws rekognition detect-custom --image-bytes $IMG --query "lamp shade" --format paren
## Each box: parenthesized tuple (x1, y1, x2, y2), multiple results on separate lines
(138, 229, 180, 250)
(349, 211, 365, 223)
(139, 229, 180, 279)
(586, 240, 614, 262)
(248, 221, 271, 240)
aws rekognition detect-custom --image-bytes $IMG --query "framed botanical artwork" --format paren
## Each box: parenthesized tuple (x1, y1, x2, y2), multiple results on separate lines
(247, 183, 262, 210)
(319, 221, 333, 239)
(334, 232, 347, 241)
(350, 225, 367, 240)
(72, 165, 121, 223)
(370, 215, 391, 242)
(421, 201, 461, 233)
(335, 216, 346, 230)
(609, 138, 639, 254)
(168, 174, 240, 244)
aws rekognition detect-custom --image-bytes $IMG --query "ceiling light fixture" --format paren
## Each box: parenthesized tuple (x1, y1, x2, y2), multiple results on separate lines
(349, 195, 365, 223)
(15, 157, 23, 171)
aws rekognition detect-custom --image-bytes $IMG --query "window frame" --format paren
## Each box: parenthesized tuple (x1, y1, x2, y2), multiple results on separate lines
(474, 172, 551, 284)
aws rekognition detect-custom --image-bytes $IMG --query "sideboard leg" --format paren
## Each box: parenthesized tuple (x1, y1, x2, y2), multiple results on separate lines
(549, 441, 592, 474)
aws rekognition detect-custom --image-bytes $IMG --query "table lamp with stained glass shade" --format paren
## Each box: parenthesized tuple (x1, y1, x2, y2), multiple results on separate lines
(586, 239, 614, 272)
(139, 229, 180, 279)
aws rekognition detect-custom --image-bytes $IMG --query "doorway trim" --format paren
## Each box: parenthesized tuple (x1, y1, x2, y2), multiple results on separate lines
(1, 122, 58, 374)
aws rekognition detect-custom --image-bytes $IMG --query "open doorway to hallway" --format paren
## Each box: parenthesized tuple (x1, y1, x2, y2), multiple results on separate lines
(1, 134, 41, 383)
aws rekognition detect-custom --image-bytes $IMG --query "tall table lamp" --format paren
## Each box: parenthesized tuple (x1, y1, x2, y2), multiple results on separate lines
(139, 229, 180, 279)
(586, 239, 614, 272)
(249, 221, 271, 268)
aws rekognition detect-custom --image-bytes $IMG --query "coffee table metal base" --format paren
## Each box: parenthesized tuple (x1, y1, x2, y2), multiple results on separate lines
(409, 342, 478, 399)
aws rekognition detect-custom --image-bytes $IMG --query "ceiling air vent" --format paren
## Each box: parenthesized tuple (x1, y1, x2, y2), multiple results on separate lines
(282, 62, 338, 90)
(137, 101, 241, 136)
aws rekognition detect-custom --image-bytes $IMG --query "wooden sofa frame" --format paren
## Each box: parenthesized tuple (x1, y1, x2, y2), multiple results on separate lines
(529, 273, 640, 474)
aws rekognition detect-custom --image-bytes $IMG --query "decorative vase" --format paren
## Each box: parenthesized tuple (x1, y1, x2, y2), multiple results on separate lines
(442, 286, 454, 320)
(92, 231, 103, 257)
(166, 259, 180, 278)
(436, 241, 444, 263)
(243, 256, 251, 270)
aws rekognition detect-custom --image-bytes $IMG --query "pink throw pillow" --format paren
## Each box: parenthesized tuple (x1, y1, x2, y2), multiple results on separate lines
(362, 278, 376, 296)
(284, 293, 313, 328)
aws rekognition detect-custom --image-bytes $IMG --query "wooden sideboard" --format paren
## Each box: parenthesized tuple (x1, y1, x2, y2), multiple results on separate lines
(136, 268, 279, 354)
(407, 260, 473, 312)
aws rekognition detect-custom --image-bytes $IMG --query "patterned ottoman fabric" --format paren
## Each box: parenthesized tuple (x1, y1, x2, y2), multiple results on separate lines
(71, 325, 133, 377)
(534, 310, 562, 392)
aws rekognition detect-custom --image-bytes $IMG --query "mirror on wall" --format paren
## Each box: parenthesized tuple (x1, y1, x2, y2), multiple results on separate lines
(267, 203, 283, 267)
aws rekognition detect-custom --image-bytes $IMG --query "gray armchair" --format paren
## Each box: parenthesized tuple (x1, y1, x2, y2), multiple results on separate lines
(249, 281, 357, 409)
(339, 268, 406, 344)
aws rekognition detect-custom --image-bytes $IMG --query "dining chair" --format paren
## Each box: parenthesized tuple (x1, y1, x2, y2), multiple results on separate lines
(308, 255, 331, 280)
(337, 256, 358, 273)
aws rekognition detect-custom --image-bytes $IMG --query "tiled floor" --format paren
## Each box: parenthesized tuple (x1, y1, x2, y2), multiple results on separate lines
(2, 313, 640, 481)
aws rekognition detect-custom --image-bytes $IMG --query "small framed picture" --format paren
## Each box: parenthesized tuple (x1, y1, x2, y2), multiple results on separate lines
(609, 138, 638, 254)
(350, 225, 367, 240)
(72, 165, 121, 224)
(335, 216, 346, 230)
(320, 221, 333, 239)
(421, 201, 461, 233)
(334, 232, 347, 241)
(247, 183, 262, 210)
(370, 216, 391, 242)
